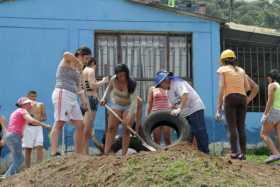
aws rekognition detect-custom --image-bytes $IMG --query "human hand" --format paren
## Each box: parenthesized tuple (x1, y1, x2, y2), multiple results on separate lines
(102, 76, 109, 84)
(261, 114, 268, 124)
(100, 99, 107, 106)
(81, 102, 88, 111)
(215, 111, 222, 122)
(170, 108, 181, 116)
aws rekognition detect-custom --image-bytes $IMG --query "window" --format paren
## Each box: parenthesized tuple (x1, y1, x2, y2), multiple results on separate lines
(223, 40, 280, 112)
(95, 32, 192, 100)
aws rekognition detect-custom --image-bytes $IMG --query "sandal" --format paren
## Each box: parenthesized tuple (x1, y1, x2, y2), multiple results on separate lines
(230, 153, 239, 159)
(238, 154, 246, 160)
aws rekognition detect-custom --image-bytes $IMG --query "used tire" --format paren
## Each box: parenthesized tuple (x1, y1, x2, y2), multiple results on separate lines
(142, 110, 190, 150)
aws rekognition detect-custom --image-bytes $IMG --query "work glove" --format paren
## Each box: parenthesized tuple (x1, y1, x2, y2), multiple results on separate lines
(215, 111, 222, 123)
(261, 114, 268, 124)
(170, 108, 181, 116)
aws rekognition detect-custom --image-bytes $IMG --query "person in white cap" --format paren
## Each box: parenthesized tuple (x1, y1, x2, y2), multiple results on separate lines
(2, 97, 50, 178)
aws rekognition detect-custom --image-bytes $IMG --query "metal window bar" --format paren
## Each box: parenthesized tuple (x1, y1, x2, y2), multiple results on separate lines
(95, 32, 192, 101)
(223, 39, 280, 112)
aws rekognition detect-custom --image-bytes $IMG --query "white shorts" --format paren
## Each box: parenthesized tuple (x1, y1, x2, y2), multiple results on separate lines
(52, 88, 83, 122)
(22, 125, 44, 148)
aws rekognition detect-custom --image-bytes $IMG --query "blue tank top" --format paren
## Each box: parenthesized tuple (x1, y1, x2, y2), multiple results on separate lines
(55, 63, 80, 93)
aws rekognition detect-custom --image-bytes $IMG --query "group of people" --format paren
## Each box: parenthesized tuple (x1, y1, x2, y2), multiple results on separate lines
(1, 46, 280, 178)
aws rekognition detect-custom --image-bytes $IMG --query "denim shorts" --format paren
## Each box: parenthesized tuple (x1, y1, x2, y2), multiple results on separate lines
(88, 96, 99, 111)
(267, 109, 280, 125)
(110, 103, 129, 112)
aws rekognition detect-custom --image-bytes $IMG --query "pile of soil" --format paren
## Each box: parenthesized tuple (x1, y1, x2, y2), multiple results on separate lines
(1, 143, 280, 187)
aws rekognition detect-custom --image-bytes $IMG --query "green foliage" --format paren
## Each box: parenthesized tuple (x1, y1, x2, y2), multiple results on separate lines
(197, 0, 280, 28)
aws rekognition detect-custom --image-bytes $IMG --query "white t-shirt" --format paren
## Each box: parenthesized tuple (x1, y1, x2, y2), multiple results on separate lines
(168, 79, 205, 117)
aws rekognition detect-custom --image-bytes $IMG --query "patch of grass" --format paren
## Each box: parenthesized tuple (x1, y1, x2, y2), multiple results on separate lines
(246, 154, 267, 164)
(246, 146, 270, 164)
(160, 160, 190, 181)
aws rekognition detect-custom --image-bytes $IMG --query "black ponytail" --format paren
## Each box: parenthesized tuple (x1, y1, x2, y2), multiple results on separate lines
(224, 58, 238, 72)
(128, 78, 137, 94)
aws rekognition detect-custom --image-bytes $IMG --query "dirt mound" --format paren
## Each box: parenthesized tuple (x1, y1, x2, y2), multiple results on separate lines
(1, 144, 280, 187)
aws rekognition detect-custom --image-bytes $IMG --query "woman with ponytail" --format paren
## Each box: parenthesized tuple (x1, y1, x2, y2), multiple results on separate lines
(216, 49, 255, 160)
(100, 64, 137, 156)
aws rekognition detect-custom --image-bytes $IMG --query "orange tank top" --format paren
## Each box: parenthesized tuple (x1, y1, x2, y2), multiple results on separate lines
(217, 65, 248, 97)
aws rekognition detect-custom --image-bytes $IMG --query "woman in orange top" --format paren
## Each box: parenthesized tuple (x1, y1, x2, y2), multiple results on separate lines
(216, 49, 255, 160)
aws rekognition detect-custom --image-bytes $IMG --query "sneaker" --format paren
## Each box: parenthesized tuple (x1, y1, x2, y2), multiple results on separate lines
(264, 154, 280, 164)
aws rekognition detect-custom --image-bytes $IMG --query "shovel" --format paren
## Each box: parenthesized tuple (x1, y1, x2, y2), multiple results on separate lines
(104, 103, 156, 152)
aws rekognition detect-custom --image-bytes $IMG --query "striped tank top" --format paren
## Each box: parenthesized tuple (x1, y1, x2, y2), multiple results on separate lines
(55, 63, 80, 94)
(151, 88, 171, 112)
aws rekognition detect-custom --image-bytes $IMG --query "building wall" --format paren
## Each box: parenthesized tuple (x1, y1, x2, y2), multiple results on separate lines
(0, 0, 227, 147)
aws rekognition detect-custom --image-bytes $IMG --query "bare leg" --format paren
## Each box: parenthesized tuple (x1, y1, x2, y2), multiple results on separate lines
(260, 122, 279, 155)
(71, 120, 84, 154)
(275, 123, 280, 150)
(24, 148, 32, 168)
(192, 137, 198, 150)
(50, 121, 64, 155)
(36, 146, 44, 163)
(163, 127, 171, 145)
(83, 111, 96, 154)
(153, 127, 161, 145)
(104, 110, 122, 155)
(122, 112, 134, 156)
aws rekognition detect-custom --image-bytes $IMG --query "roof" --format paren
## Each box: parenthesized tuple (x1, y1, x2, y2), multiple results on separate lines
(128, 0, 225, 23)
(225, 22, 280, 37)
(222, 22, 280, 46)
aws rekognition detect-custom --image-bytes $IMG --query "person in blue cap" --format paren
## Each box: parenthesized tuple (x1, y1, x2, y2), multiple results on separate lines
(154, 70, 209, 154)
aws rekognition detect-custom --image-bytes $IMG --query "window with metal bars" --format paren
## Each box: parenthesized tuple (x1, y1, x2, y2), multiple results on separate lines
(94, 32, 193, 101)
(223, 40, 280, 112)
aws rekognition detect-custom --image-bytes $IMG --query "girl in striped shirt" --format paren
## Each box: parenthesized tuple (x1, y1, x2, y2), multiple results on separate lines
(147, 86, 172, 145)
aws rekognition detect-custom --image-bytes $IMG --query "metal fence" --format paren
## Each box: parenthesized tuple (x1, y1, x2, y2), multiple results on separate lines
(95, 32, 193, 101)
(223, 39, 280, 112)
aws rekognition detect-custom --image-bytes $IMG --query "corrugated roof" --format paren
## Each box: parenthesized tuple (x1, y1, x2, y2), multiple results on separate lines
(225, 22, 280, 37)
(128, 0, 225, 23)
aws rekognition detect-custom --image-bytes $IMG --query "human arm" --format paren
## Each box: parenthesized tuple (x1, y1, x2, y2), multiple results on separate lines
(146, 87, 154, 115)
(100, 77, 114, 106)
(263, 83, 276, 116)
(63, 52, 83, 69)
(246, 75, 259, 104)
(128, 91, 137, 117)
(88, 69, 109, 89)
(170, 81, 189, 116)
(0, 115, 6, 132)
(39, 104, 47, 121)
(23, 113, 51, 130)
(216, 73, 225, 121)
(217, 73, 225, 113)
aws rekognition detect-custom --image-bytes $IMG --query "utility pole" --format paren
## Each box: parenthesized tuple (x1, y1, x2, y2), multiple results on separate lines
(229, 0, 234, 22)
